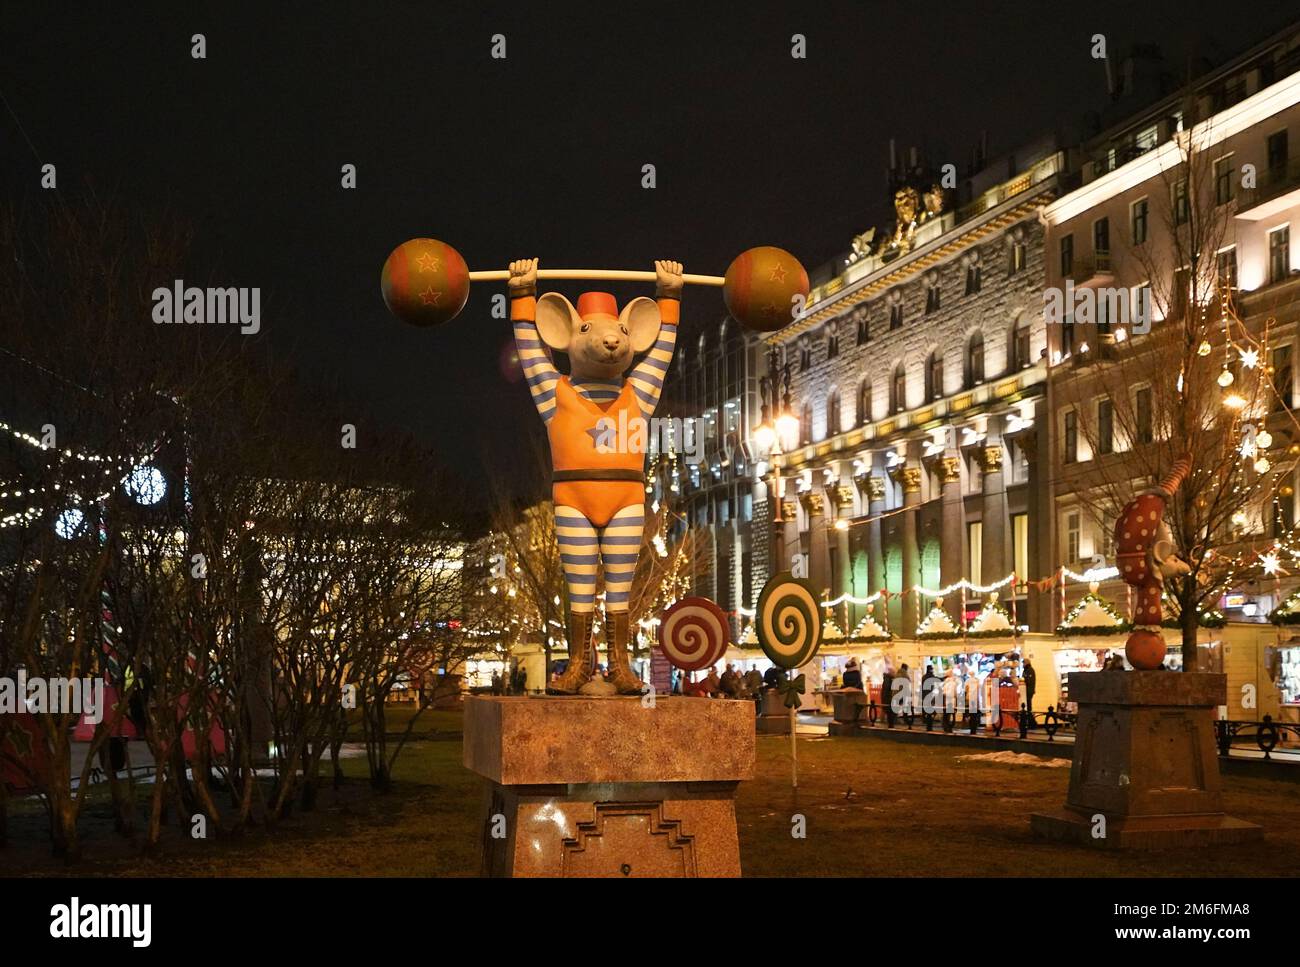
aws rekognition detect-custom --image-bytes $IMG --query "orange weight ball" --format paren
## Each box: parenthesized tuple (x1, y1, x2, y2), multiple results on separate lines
(1125, 629, 1167, 671)
(381, 238, 470, 327)
(723, 245, 810, 333)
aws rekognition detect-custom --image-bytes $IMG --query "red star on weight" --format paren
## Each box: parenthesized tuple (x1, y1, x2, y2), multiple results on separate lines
(769, 262, 787, 283)
(416, 252, 441, 273)
(419, 287, 443, 306)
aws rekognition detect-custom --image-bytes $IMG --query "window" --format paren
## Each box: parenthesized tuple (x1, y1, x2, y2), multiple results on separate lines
(1268, 130, 1289, 178)
(1217, 247, 1238, 293)
(1012, 321, 1031, 370)
(1097, 398, 1114, 455)
(966, 332, 985, 387)
(799, 402, 812, 446)
(857, 380, 872, 425)
(1135, 386, 1153, 444)
(1013, 514, 1029, 582)
(968, 521, 983, 586)
(1063, 410, 1078, 464)
(926, 351, 944, 400)
(1131, 197, 1148, 245)
(1132, 282, 1152, 330)
(1272, 345, 1293, 411)
(1066, 511, 1081, 564)
(856, 310, 869, 345)
(1009, 240, 1026, 274)
(826, 390, 842, 437)
(926, 279, 941, 314)
(965, 262, 982, 295)
(891, 363, 907, 414)
(1059, 234, 1074, 277)
(1269, 225, 1291, 284)
(1093, 217, 1110, 263)
(1061, 316, 1075, 356)
(799, 339, 812, 371)
(889, 299, 903, 330)
(1173, 179, 1189, 225)
(827, 324, 839, 359)
(1214, 154, 1235, 205)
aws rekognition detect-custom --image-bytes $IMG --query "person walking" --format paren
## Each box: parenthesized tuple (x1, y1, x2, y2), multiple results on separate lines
(1023, 657, 1037, 727)
(881, 665, 895, 727)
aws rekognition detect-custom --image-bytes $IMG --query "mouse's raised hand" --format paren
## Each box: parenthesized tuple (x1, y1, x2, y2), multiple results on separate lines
(508, 258, 538, 295)
(655, 259, 684, 298)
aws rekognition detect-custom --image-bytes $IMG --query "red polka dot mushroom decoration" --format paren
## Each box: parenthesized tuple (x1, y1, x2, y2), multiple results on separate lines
(1113, 455, 1192, 670)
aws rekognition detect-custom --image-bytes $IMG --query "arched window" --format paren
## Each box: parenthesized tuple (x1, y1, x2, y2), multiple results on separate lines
(926, 351, 944, 401)
(826, 322, 840, 360)
(1010, 318, 1031, 371)
(891, 363, 907, 414)
(965, 333, 985, 388)
(800, 402, 813, 446)
(857, 380, 872, 425)
(827, 390, 842, 437)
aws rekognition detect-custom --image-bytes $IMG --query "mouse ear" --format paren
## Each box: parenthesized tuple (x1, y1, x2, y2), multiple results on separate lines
(536, 293, 580, 352)
(620, 297, 661, 353)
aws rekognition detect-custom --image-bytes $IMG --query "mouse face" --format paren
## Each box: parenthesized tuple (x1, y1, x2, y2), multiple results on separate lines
(568, 314, 634, 379)
(535, 292, 662, 381)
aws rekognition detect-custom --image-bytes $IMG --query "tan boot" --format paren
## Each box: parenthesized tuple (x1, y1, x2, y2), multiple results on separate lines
(548, 611, 594, 694)
(604, 611, 646, 695)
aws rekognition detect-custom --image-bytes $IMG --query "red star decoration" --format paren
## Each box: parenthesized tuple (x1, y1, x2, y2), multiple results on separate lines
(769, 262, 787, 284)
(416, 252, 441, 273)
(419, 287, 443, 306)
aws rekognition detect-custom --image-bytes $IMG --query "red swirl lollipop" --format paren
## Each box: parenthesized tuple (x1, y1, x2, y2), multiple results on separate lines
(657, 596, 731, 671)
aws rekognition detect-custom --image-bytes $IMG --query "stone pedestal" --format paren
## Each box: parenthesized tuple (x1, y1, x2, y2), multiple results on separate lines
(464, 695, 755, 876)
(1031, 672, 1262, 849)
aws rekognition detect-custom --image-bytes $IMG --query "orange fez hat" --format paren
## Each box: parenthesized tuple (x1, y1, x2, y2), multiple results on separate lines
(577, 292, 619, 319)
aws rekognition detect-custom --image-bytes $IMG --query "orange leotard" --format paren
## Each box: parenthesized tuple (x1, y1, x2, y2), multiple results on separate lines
(549, 376, 646, 528)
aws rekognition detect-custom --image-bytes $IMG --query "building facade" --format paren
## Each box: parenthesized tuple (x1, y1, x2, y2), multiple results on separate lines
(756, 144, 1062, 637)
(1041, 23, 1300, 635)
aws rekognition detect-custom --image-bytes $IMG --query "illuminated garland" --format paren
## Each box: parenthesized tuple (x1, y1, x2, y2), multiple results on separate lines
(1055, 589, 1131, 637)
(964, 592, 1025, 639)
(848, 605, 892, 643)
(915, 599, 961, 641)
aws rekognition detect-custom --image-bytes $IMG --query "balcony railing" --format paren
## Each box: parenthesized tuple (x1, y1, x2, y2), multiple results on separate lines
(1236, 156, 1300, 217)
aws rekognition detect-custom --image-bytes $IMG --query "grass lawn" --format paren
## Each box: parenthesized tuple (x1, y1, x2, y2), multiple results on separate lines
(4, 708, 1300, 876)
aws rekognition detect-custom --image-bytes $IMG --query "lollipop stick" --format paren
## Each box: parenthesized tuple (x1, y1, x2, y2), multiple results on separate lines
(790, 705, 798, 789)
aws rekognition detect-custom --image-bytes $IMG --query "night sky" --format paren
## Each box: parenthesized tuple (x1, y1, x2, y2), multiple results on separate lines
(3, 0, 1296, 501)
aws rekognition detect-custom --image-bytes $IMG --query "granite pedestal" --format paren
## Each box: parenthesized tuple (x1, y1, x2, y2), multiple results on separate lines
(1031, 671, 1262, 849)
(463, 695, 755, 877)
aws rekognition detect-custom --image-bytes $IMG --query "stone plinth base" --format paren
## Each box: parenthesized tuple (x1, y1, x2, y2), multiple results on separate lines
(464, 695, 755, 877)
(1030, 671, 1262, 849)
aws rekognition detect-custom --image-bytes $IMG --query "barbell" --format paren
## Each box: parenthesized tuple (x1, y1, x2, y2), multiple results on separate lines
(380, 237, 808, 334)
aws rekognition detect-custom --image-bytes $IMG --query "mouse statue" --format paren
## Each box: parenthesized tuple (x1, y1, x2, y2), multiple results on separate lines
(1113, 455, 1193, 670)
(508, 257, 683, 694)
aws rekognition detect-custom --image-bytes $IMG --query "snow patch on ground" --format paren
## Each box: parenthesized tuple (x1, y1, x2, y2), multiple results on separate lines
(955, 751, 1070, 768)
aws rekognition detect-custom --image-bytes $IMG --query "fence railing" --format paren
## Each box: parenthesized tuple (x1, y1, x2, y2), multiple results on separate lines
(832, 694, 1300, 762)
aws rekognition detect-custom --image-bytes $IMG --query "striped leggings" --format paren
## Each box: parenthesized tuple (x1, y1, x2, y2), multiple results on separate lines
(555, 504, 644, 614)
